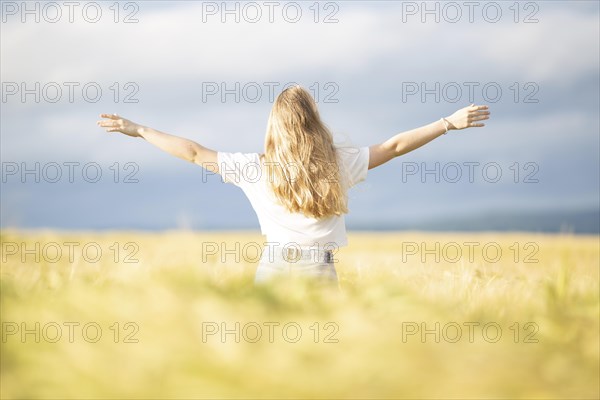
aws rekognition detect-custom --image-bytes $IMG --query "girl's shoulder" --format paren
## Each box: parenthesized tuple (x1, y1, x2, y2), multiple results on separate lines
(218, 151, 262, 166)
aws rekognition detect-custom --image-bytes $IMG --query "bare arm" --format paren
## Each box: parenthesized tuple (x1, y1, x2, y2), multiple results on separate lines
(368, 104, 490, 169)
(97, 114, 218, 172)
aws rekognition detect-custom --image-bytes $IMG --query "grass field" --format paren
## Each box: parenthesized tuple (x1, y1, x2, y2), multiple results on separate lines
(1, 230, 598, 399)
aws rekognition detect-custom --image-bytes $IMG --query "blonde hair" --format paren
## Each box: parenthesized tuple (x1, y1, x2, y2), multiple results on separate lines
(263, 85, 348, 219)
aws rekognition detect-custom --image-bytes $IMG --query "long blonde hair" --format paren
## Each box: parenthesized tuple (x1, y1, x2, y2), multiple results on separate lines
(263, 85, 347, 219)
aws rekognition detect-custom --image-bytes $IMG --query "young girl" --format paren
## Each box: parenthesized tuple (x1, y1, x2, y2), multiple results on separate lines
(97, 85, 490, 285)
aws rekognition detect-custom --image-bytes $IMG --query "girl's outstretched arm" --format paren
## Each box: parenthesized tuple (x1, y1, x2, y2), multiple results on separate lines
(368, 104, 490, 170)
(97, 114, 218, 172)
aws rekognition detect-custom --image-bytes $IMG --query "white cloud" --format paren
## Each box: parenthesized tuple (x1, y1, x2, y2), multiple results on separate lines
(2, 3, 596, 86)
(1, 3, 402, 82)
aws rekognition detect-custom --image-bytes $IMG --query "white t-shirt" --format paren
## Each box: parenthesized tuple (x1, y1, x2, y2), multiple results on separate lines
(217, 146, 369, 248)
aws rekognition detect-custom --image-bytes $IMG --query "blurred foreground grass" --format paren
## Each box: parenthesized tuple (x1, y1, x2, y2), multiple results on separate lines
(1, 230, 598, 399)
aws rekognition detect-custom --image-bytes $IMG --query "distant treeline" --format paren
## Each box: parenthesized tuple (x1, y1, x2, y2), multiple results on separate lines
(350, 209, 600, 234)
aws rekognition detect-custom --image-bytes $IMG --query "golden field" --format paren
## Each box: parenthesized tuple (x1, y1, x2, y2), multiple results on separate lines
(1, 230, 598, 399)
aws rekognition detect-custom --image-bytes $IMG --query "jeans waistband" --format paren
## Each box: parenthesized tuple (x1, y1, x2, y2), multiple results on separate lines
(261, 246, 334, 264)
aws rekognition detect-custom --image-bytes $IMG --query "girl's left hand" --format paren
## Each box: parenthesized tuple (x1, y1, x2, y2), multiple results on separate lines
(445, 104, 490, 130)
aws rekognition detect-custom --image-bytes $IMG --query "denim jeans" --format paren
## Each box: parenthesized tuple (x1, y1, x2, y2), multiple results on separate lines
(254, 246, 338, 285)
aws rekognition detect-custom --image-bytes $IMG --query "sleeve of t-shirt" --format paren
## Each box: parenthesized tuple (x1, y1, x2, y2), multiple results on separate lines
(217, 152, 261, 187)
(337, 146, 369, 188)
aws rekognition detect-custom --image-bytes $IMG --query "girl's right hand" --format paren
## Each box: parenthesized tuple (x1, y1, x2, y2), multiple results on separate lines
(445, 104, 490, 130)
(97, 114, 142, 137)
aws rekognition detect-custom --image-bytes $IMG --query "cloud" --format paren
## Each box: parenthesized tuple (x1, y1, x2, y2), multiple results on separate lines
(4, 2, 593, 85)
(1, 3, 402, 82)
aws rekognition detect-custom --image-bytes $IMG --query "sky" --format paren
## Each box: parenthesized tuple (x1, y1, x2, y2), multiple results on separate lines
(1, 0, 599, 232)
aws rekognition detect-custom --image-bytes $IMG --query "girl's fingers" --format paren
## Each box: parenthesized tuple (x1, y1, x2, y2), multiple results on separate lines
(97, 121, 116, 127)
(99, 113, 120, 119)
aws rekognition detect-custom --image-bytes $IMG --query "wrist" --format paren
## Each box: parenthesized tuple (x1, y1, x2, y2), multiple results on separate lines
(440, 118, 451, 134)
(136, 125, 147, 138)
(443, 117, 456, 131)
